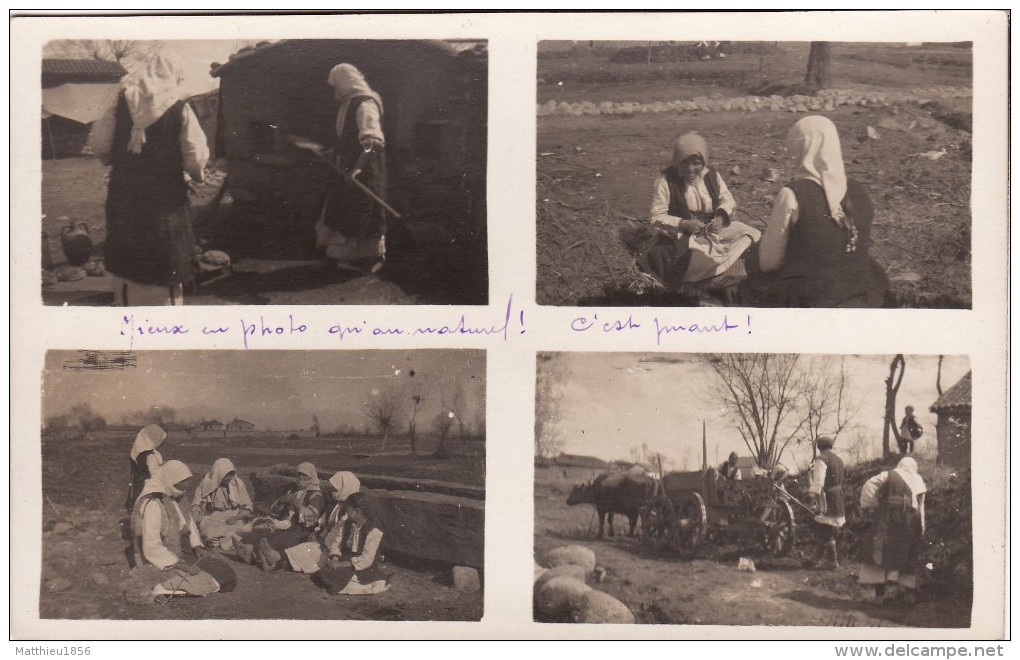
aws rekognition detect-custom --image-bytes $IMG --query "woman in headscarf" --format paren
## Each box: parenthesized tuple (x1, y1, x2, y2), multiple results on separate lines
(124, 424, 167, 514)
(858, 457, 928, 604)
(236, 462, 326, 571)
(317, 492, 390, 595)
(190, 458, 253, 551)
(315, 63, 388, 270)
(130, 460, 236, 599)
(282, 470, 362, 574)
(750, 115, 888, 307)
(91, 48, 209, 306)
(639, 132, 761, 290)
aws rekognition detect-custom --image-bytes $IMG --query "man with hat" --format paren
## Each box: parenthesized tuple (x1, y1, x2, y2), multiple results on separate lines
(807, 436, 845, 569)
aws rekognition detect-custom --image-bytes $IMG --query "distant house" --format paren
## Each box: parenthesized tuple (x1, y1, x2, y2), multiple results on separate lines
(199, 420, 225, 431)
(42, 58, 126, 159)
(930, 372, 972, 469)
(226, 418, 255, 432)
(554, 453, 608, 470)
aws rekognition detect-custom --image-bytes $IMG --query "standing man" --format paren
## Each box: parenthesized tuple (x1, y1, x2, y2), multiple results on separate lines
(807, 436, 845, 569)
(897, 405, 923, 455)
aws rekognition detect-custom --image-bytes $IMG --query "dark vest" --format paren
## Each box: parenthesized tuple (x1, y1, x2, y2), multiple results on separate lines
(341, 518, 379, 556)
(818, 450, 844, 490)
(335, 96, 377, 168)
(778, 178, 876, 306)
(663, 165, 721, 220)
(109, 94, 188, 207)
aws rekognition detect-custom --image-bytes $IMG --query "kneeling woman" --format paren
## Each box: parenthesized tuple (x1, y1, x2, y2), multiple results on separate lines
(641, 132, 761, 290)
(131, 460, 236, 598)
(317, 492, 389, 595)
(191, 458, 253, 551)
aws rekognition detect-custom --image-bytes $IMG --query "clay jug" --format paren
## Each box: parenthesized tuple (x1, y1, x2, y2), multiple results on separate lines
(60, 220, 92, 266)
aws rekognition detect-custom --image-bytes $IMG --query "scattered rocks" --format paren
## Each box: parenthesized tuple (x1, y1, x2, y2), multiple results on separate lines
(91, 572, 110, 586)
(51, 522, 74, 535)
(572, 590, 635, 624)
(536, 576, 591, 621)
(543, 545, 597, 574)
(452, 566, 481, 593)
(47, 578, 73, 593)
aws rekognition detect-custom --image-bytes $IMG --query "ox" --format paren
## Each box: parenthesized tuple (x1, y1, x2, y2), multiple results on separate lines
(566, 472, 656, 538)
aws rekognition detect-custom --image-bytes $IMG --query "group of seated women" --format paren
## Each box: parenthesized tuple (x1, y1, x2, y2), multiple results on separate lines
(125, 425, 388, 602)
(638, 115, 888, 308)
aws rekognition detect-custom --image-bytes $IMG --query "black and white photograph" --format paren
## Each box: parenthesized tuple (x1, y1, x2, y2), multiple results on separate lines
(534, 352, 973, 627)
(536, 41, 973, 308)
(40, 350, 485, 620)
(41, 38, 488, 306)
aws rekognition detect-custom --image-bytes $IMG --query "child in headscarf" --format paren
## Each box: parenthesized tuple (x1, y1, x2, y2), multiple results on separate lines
(640, 132, 761, 289)
(858, 457, 928, 604)
(753, 115, 888, 307)
(236, 462, 326, 571)
(315, 63, 388, 270)
(317, 492, 390, 595)
(190, 458, 253, 551)
(282, 470, 362, 574)
(130, 460, 236, 599)
(124, 424, 167, 514)
(91, 47, 209, 306)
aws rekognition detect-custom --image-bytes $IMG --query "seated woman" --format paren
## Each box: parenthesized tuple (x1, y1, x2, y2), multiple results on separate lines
(749, 115, 888, 307)
(283, 470, 362, 574)
(317, 492, 390, 595)
(190, 458, 253, 551)
(130, 460, 236, 599)
(638, 132, 761, 290)
(124, 424, 167, 514)
(235, 462, 326, 571)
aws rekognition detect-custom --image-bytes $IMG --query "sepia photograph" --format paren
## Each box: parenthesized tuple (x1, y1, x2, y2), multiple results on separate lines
(534, 352, 973, 627)
(536, 41, 973, 308)
(39, 350, 485, 620)
(41, 38, 488, 306)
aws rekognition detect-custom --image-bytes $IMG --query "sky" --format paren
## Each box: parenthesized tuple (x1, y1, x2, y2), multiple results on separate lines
(541, 353, 970, 471)
(43, 350, 485, 433)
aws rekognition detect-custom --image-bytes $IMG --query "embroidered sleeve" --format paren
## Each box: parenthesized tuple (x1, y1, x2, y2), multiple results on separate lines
(179, 103, 210, 182)
(141, 500, 179, 569)
(759, 186, 799, 272)
(351, 528, 383, 571)
(356, 99, 384, 143)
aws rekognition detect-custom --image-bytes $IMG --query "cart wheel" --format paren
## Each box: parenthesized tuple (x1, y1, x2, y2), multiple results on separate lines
(641, 496, 675, 550)
(764, 498, 797, 556)
(676, 492, 707, 550)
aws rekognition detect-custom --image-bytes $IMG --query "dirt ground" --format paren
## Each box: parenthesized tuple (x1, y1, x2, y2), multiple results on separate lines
(39, 431, 484, 621)
(534, 468, 971, 628)
(536, 45, 972, 307)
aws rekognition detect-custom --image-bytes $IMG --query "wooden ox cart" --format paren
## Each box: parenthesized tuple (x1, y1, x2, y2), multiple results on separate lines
(640, 467, 797, 556)
(251, 463, 484, 569)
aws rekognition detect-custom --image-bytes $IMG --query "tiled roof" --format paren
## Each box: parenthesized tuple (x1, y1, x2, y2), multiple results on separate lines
(930, 371, 971, 414)
(42, 59, 127, 78)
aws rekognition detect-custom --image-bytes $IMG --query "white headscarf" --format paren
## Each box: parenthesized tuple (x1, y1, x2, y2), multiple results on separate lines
(138, 459, 192, 501)
(197, 457, 236, 499)
(893, 457, 927, 507)
(327, 63, 383, 140)
(296, 462, 321, 491)
(787, 115, 848, 222)
(130, 424, 167, 463)
(122, 49, 186, 154)
(328, 471, 361, 501)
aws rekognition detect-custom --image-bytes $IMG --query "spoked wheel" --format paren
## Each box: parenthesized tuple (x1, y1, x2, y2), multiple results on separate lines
(641, 496, 675, 550)
(675, 492, 708, 550)
(762, 498, 797, 556)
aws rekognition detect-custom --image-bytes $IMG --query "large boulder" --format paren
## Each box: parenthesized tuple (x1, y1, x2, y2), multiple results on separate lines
(573, 590, 635, 624)
(542, 545, 597, 574)
(534, 563, 587, 592)
(535, 576, 591, 621)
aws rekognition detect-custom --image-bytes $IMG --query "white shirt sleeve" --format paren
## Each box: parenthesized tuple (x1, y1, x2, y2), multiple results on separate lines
(90, 101, 117, 165)
(325, 514, 348, 557)
(649, 175, 682, 230)
(859, 471, 888, 510)
(759, 186, 799, 272)
(808, 459, 827, 497)
(713, 171, 736, 218)
(356, 99, 384, 143)
(179, 103, 210, 182)
(351, 527, 383, 571)
(141, 499, 180, 569)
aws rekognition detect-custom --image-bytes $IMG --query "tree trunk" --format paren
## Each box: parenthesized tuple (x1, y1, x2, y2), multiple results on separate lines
(804, 41, 832, 89)
(936, 355, 944, 395)
(408, 420, 417, 454)
(883, 355, 906, 461)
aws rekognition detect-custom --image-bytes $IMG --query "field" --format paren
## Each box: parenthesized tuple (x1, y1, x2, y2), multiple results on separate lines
(536, 42, 973, 307)
(534, 461, 972, 627)
(39, 429, 484, 621)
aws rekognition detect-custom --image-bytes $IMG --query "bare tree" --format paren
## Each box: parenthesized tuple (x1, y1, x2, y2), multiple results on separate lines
(363, 385, 405, 452)
(432, 388, 454, 459)
(936, 355, 945, 396)
(804, 41, 832, 89)
(882, 354, 906, 461)
(535, 353, 569, 460)
(704, 353, 807, 470)
(801, 356, 860, 459)
(311, 414, 321, 438)
(449, 378, 467, 442)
